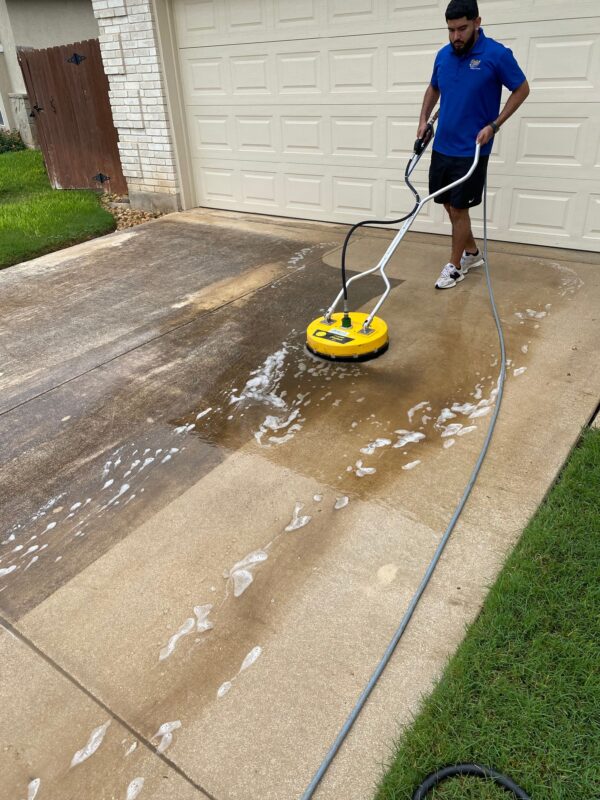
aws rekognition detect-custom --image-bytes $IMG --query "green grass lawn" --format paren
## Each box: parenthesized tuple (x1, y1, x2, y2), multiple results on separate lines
(0, 149, 115, 269)
(376, 427, 600, 800)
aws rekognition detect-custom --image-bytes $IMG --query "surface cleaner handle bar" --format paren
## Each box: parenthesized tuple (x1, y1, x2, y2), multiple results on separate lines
(324, 140, 481, 333)
(360, 141, 481, 330)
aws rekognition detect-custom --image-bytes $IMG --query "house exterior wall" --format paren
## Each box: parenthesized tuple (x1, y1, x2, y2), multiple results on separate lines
(90, 0, 180, 211)
(0, 0, 34, 143)
(7, 0, 98, 49)
(0, 49, 14, 128)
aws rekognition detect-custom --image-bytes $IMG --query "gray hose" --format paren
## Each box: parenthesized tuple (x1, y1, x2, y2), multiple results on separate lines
(301, 178, 506, 799)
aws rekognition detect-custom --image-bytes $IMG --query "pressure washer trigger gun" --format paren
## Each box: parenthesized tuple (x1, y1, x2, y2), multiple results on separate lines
(413, 124, 433, 155)
(413, 109, 439, 156)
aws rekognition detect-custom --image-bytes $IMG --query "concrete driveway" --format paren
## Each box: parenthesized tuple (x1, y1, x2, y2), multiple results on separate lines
(1, 209, 599, 800)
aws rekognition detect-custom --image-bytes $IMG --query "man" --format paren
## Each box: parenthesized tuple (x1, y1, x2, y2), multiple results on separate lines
(418, 0, 529, 289)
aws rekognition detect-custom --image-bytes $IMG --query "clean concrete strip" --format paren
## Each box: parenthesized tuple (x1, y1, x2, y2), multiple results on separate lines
(0, 623, 211, 800)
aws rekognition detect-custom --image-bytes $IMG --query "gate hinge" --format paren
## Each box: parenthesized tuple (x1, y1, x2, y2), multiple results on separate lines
(29, 104, 43, 117)
(93, 173, 110, 184)
(67, 53, 86, 65)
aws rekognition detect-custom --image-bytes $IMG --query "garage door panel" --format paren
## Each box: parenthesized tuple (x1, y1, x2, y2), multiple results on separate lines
(513, 103, 600, 178)
(178, 32, 448, 107)
(509, 188, 576, 240)
(503, 177, 593, 244)
(223, 0, 270, 34)
(187, 105, 509, 171)
(241, 170, 279, 206)
(389, 0, 442, 18)
(193, 114, 233, 152)
(517, 117, 586, 168)
(331, 116, 379, 159)
(236, 115, 278, 153)
(328, 0, 379, 26)
(175, 0, 221, 45)
(583, 195, 600, 242)
(387, 43, 442, 94)
(191, 159, 399, 220)
(174, 0, 600, 47)
(275, 0, 322, 30)
(527, 32, 600, 101)
(329, 47, 379, 94)
(183, 55, 230, 98)
(187, 105, 398, 167)
(284, 173, 329, 212)
(178, 22, 600, 107)
(193, 160, 596, 247)
(333, 176, 378, 216)
(230, 53, 273, 95)
(277, 51, 322, 94)
(387, 117, 419, 160)
(200, 166, 239, 203)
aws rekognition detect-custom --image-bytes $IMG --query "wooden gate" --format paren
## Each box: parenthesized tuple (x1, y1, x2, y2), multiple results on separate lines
(18, 39, 127, 195)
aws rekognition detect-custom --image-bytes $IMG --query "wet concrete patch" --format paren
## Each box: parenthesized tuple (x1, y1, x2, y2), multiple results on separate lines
(0, 249, 399, 620)
(171, 235, 579, 521)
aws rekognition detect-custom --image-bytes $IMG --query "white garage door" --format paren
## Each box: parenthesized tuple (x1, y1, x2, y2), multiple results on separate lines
(173, 0, 600, 252)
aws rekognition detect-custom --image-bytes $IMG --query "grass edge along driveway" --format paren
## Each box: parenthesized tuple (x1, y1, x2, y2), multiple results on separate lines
(0, 149, 115, 270)
(375, 426, 600, 800)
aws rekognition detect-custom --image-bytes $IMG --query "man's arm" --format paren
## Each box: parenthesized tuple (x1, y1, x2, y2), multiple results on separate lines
(417, 84, 440, 139)
(476, 79, 530, 145)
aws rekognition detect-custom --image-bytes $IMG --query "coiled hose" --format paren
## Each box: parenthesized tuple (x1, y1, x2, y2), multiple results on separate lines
(412, 763, 531, 799)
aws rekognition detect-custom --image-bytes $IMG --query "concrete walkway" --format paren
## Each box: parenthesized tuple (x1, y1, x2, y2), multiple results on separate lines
(1, 209, 599, 800)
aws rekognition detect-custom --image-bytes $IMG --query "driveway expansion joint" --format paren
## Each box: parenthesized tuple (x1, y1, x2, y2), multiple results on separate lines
(0, 614, 217, 800)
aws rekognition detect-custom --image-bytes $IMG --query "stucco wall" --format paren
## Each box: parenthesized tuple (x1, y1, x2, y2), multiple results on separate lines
(7, 0, 99, 48)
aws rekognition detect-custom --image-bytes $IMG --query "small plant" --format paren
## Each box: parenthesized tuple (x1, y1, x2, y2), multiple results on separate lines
(0, 129, 26, 153)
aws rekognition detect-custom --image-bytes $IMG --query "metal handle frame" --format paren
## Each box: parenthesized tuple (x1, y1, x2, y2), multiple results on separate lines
(324, 141, 482, 334)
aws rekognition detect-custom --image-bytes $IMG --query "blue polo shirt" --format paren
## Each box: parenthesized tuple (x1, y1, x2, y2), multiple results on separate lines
(430, 29, 526, 157)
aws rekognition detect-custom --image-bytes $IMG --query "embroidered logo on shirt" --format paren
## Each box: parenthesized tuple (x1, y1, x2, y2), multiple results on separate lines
(469, 59, 481, 70)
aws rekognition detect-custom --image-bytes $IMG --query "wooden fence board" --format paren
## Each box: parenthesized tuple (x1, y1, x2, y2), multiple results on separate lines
(18, 39, 127, 195)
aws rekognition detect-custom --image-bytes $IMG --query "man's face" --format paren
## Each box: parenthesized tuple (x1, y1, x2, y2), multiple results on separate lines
(447, 16, 481, 53)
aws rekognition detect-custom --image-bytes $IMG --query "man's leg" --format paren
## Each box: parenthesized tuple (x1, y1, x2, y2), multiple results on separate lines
(445, 204, 477, 267)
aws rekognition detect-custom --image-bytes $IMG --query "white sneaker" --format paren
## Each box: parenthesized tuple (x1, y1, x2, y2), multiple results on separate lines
(435, 263, 465, 289)
(460, 249, 485, 272)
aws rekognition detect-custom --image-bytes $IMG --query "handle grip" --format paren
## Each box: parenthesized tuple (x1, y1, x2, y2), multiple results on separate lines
(414, 123, 434, 155)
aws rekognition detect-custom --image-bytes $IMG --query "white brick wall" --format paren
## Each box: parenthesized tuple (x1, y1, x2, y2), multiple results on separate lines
(91, 0, 179, 208)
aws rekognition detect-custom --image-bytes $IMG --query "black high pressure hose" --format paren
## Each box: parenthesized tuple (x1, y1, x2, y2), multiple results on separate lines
(339, 120, 436, 306)
(412, 763, 531, 799)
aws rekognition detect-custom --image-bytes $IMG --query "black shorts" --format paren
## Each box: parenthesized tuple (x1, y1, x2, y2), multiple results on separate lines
(429, 150, 489, 209)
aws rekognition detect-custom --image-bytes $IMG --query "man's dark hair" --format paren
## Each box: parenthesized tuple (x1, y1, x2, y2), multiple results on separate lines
(445, 0, 479, 20)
